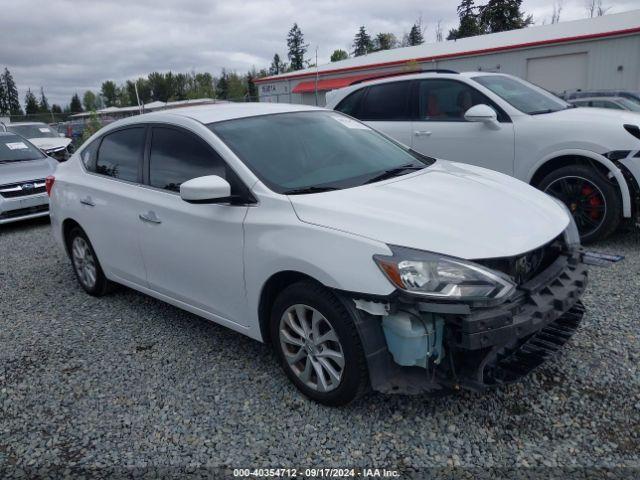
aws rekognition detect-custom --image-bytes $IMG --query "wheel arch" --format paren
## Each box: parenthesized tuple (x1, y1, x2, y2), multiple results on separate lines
(527, 149, 632, 218)
(258, 270, 326, 345)
(61, 218, 83, 255)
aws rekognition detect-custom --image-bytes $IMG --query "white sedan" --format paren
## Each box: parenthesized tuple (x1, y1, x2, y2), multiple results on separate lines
(48, 103, 587, 405)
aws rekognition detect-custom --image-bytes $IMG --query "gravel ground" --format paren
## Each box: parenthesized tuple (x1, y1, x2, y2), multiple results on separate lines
(1, 218, 638, 477)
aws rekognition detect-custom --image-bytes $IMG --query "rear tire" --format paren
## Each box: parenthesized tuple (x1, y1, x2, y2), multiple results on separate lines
(270, 280, 369, 406)
(67, 227, 112, 296)
(538, 164, 621, 243)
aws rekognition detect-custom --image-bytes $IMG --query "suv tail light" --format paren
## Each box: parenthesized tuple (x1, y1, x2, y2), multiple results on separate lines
(45, 175, 55, 196)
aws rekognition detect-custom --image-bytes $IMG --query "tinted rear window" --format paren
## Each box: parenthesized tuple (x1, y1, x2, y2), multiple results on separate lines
(0, 135, 45, 162)
(95, 128, 145, 182)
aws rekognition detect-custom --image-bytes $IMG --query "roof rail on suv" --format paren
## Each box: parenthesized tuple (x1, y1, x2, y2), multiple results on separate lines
(350, 69, 459, 85)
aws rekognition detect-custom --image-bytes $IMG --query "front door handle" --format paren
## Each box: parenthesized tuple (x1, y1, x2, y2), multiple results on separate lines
(139, 211, 162, 224)
(414, 130, 432, 137)
(80, 196, 95, 207)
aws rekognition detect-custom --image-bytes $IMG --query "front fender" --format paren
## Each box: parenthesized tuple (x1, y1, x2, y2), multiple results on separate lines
(527, 149, 632, 218)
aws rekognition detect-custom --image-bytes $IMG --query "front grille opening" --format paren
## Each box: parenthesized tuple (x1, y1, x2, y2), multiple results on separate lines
(474, 236, 564, 285)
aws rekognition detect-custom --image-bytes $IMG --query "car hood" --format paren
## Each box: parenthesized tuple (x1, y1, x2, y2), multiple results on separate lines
(289, 160, 569, 260)
(546, 107, 640, 124)
(28, 137, 71, 151)
(0, 158, 57, 184)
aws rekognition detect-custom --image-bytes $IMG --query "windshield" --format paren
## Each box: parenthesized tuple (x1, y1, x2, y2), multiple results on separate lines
(208, 111, 432, 193)
(0, 134, 45, 163)
(7, 124, 60, 139)
(619, 98, 640, 112)
(474, 75, 570, 115)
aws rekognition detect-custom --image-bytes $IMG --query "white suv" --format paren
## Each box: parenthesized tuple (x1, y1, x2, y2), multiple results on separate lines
(49, 103, 587, 405)
(326, 72, 640, 242)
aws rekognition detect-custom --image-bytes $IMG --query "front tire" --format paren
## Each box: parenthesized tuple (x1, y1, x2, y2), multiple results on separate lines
(67, 227, 112, 296)
(270, 280, 369, 406)
(538, 164, 621, 243)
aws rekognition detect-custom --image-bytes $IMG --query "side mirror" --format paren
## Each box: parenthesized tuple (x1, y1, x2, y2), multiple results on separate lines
(464, 104, 498, 124)
(180, 175, 231, 204)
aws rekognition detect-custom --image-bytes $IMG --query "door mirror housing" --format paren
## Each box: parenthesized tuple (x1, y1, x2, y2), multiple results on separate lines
(180, 175, 232, 204)
(464, 104, 498, 124)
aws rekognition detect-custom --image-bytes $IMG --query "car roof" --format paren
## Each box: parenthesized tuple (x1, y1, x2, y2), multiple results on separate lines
(344, 71, 505, 88)
(570, 97, 624, 102)
(142, 102, 324, 124)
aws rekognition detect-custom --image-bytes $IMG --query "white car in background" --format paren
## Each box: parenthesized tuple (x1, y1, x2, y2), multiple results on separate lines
(48, 103, 587, 405)
(326, 72, 640, 242)
(567, 96, 640, 113)
(0, 132, 57, 224)
(4, 121, 74, 161)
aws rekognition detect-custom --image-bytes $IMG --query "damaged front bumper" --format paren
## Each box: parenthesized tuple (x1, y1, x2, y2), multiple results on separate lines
(340, 250, 588, 395)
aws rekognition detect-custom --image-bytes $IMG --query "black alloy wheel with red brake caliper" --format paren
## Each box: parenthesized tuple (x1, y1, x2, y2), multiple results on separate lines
(539, 164, 622, 243)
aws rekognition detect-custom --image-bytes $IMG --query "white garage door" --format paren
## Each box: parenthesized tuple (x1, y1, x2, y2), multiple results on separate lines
(526, 52, 588, 93)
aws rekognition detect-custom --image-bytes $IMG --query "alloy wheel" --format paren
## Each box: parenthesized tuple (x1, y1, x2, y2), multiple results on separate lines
(71, 236, 97, 289)
(279, 304, 345, 393)
(544, 176, 607, 238)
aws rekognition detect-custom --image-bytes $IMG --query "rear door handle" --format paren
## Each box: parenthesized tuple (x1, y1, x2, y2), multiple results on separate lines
(414, 130, 432, 137)
(80, 196, 95, 207)
(139, 211, 162, 224)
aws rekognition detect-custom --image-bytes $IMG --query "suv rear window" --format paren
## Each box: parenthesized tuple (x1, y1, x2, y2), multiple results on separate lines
(95, 128, 145, 182)
(358, 82, 411, 121)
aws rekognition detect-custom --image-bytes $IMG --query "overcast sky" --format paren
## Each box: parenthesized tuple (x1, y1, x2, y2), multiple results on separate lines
(1, 0, 638, 107)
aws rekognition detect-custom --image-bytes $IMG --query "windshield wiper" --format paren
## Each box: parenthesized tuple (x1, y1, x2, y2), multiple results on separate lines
(283, 186, 341, 195)
(364, 164, 425, 185)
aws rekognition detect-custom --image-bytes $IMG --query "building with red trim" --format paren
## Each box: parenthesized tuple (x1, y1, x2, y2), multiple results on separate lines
(255, 10, 640, 106)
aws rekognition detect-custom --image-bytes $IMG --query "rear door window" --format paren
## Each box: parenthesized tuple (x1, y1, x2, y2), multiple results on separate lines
(358, 81, 411, 121)
(95, 128, 145, 182)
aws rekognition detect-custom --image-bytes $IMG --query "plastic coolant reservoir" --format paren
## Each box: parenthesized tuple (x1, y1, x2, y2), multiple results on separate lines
(382, 311, 443, 368)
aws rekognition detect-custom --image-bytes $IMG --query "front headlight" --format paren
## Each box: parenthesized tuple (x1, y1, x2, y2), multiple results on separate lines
(374, 246, 516, 302)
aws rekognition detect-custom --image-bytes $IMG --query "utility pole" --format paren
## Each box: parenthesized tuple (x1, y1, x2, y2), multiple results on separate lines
(314, 45, 319, 106)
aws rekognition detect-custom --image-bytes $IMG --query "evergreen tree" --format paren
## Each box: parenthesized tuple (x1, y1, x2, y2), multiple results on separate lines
(479, 0, 533, 33)
(38, 87, 50, 113)
(287, 24, 308, 71)
(0, 78, 7, 115)
(407, 23, 425, 46)
(51, 104, 62, 114)
(216, 70, 229, 99)
(3, 68, 23, 115)
(24, 89, 39, 115)
(448, 0, 483, 40)
(373, 33, 397, 51)
(245, 68, 259, 101)
(70, 93, 83, 113)
(269, 54, 285, 75)
(353, 26, 374, 56)
(330, 49, 349, 62)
